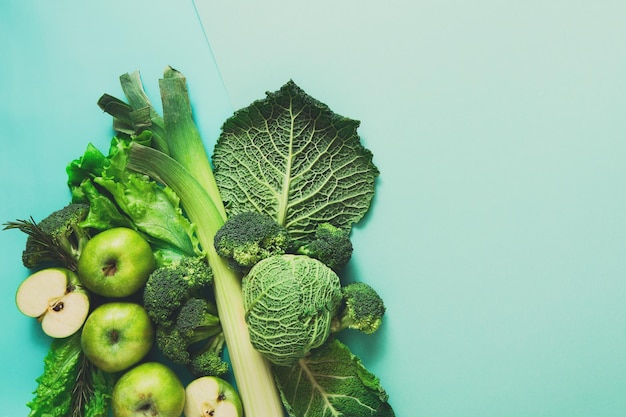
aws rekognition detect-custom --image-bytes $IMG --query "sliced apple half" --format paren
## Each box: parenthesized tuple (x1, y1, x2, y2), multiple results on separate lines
(16, 267, 90, 338)
(184, 376, 243, 417)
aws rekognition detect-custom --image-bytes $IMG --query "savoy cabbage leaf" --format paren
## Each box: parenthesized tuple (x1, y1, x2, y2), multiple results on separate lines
(273, 338, 395, 417)
(212, 81, 379, 245)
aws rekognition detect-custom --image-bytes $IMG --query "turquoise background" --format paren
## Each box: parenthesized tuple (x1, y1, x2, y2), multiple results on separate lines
(2, 1, 626, 416)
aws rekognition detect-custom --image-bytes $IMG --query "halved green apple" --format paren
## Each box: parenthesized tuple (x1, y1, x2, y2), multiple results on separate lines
(16, 267, 90, 338)
(184, 376, 243, 417)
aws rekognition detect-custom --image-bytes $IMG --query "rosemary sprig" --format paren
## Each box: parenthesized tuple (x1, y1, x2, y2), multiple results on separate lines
(3, 217, 77, 270)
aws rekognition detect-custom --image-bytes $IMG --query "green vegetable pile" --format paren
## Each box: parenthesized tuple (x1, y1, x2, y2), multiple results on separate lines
(5, 67, 395, 417)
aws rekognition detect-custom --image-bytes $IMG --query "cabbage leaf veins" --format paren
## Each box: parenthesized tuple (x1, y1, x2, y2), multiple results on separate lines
(273, 339, 395, 417)
(212, 81, 379, 245)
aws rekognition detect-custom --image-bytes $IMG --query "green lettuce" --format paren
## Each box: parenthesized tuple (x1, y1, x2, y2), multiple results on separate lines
(26, 333, 114, 417)
(27, 334, 82, 417)
(67, 131, 201, 264)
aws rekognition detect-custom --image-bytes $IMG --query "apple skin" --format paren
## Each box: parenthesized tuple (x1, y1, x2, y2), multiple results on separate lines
(112, 362, 185, 417)
(81, 302, 154, 373)
(77, 227, 155, 298)
(184, 376, 243, 417)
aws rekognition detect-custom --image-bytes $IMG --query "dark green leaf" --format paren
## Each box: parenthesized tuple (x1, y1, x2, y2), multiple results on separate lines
(212, 81, 379, 245)
(27, 334, 82, 417)
(273, 339, 395, 417)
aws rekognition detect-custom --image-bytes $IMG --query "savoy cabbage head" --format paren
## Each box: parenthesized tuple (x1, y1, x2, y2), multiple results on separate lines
(241, 254, 342, 366)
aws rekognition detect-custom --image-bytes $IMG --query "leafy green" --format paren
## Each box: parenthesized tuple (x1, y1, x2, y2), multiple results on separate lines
(27, 334, 81, 417)
(26, 333, 114, 417)
(71, 356, 115, 417)
(211, 80, 392, 415)
(212, 80, 379, 246)
(67, 132, 201, 264)
(273, 339, 395, 417)
(242, 254, 342, 366)
(97, 71, 168, 154)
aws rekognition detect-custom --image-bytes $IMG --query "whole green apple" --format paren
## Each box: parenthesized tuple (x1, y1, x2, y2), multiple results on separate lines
(112, 362, 185, 417)
(77, 227, 155, 297)
(81, 302, 153, 373)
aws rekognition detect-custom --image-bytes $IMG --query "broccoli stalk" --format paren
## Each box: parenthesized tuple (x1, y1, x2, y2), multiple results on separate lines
(189, 332, 228, 377)
(4, 203, 91, 271)
(214, 211, 290, 272)
(178, 298, 228, 376)
(295, 223, 353, 271)
(126, 68, 283, 416)
(331, 282, 387, 334)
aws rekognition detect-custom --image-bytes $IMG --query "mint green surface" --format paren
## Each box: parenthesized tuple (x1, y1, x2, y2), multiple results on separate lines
(2, 1, 626, 417)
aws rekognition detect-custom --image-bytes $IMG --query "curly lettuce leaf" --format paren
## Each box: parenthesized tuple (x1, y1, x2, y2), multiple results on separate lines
(212, 80, 379, 245)
(273, 338, 395, 417)
(67, 133, 201, 261)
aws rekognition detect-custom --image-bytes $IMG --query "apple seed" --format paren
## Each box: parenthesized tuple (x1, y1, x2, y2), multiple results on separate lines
(16, 268, 90, 338)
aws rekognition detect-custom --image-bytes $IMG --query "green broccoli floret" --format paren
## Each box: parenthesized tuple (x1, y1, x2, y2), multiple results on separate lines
(214, 211, 290, 271)
(4, 203, 91, 270)
(156, 325, 192, 364)
(176, 297, 222, 341)
(155, 297, 228, 377)
(296, 223, 353, 271)
(188, 332, 228, 377)
(331, 282, 386, 334)
(142, 256, 213, 327)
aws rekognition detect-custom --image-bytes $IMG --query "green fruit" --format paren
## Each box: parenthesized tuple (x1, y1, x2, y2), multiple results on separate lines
(81, 302, 153, 373)
(112, 362, 185, 417)
(185, 376, 243, 417)
(15, 267, 89, 338)
(77, 227, 155, 297)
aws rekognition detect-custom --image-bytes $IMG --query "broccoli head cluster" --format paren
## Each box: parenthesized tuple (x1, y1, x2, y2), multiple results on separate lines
(296, 223, 353, 271)
(4, 203, 91, 270)
(214, 211, 290, 272)
(142, 256, 213, 326)
(142, 256, 228, 377)
(214, 212, 353, 272)
(331, 282, 386, 335)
